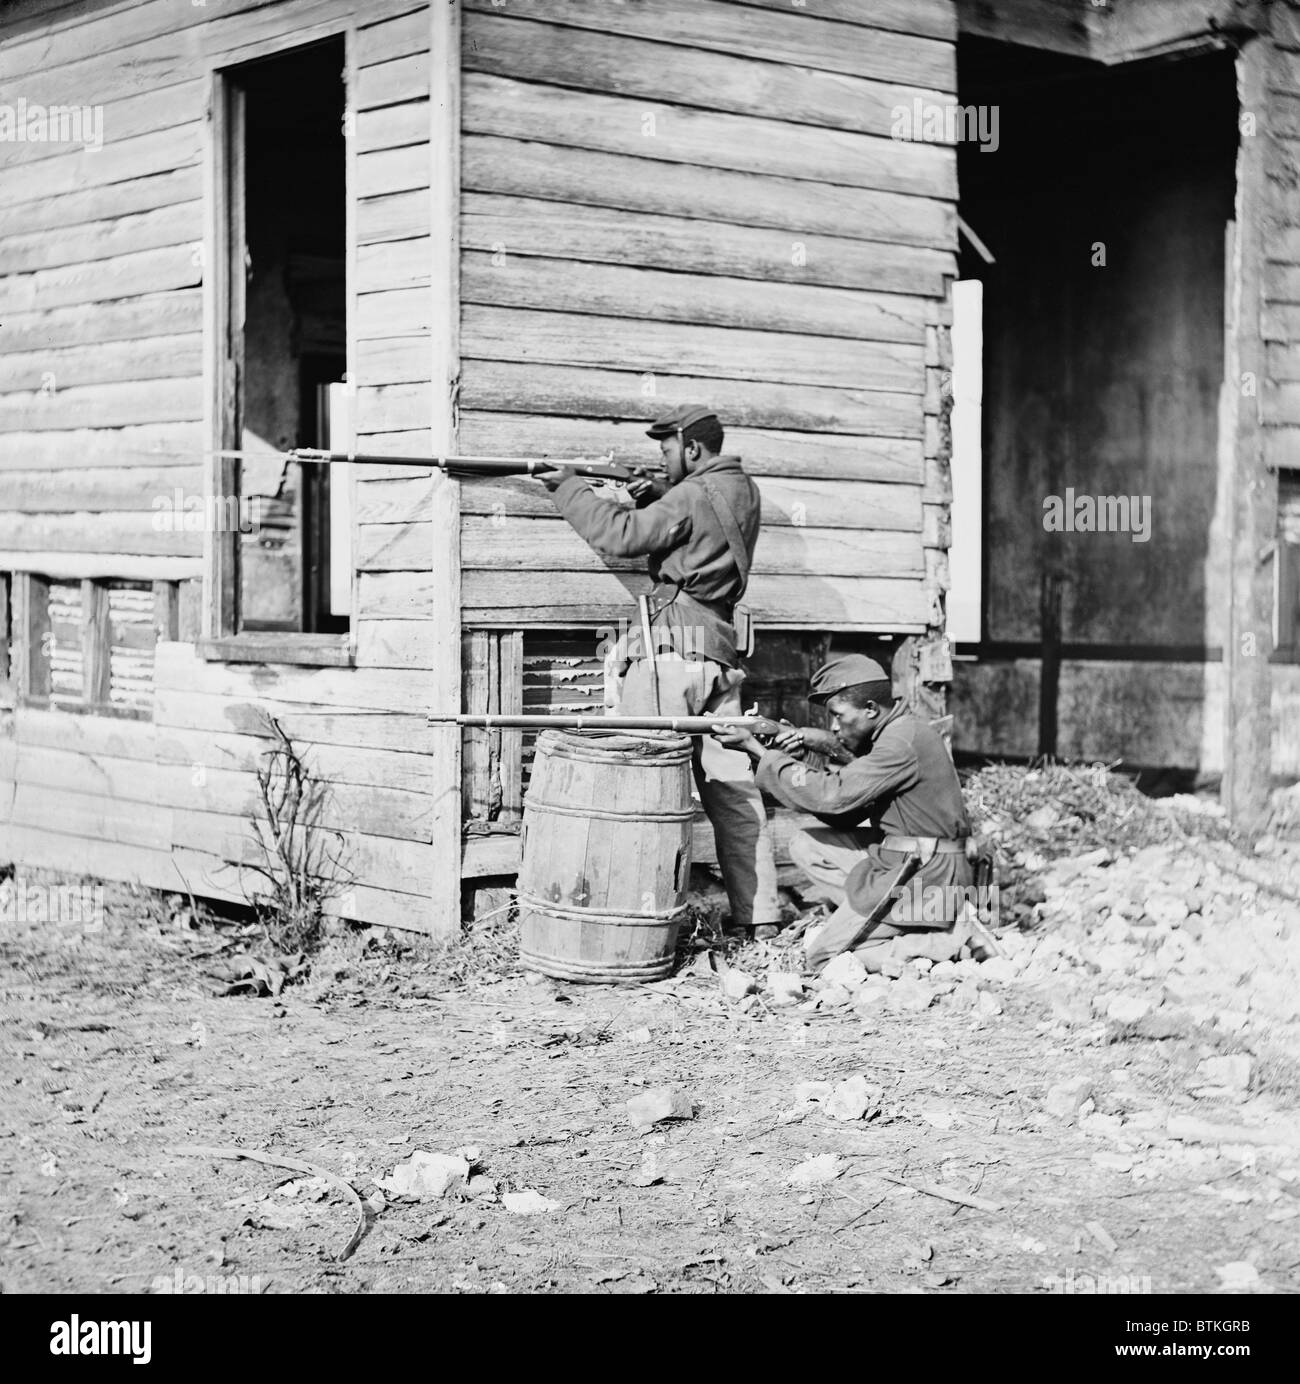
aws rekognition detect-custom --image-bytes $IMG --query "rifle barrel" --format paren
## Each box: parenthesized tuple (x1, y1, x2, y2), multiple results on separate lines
(290, 449, 649, 481)
(432, 713, 777, 736)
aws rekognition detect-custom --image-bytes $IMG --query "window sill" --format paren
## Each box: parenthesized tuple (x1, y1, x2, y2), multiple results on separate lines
(196, 633, 355, 668)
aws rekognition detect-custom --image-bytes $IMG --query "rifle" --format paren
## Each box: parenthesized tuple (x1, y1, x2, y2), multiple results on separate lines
(431, 713, 784, 737)
(289, 448, 655, 484)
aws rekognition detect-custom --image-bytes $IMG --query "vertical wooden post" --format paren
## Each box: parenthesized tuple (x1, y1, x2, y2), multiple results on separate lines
(1038, 572, 1064, 759)
(152, 580, 180, 643)
(498, 629, 524, 823)
(81, 580, 112, 707)
(1224, 41, 1274, 830)
(12, 573, 51, 702)
(428, 0, 463, 935)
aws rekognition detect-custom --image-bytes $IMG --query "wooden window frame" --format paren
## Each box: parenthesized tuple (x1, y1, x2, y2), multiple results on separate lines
(199, 26, 356, 670)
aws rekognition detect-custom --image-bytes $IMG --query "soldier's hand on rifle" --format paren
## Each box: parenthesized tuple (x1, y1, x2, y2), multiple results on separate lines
(711, 724, 765, 760)
(626, 467, 669, 504)
(771, 719, 808, 758)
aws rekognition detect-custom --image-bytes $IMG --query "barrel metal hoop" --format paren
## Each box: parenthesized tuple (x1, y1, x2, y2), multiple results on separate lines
(517, 892, 689, 923)
(523, 798, 696, 824)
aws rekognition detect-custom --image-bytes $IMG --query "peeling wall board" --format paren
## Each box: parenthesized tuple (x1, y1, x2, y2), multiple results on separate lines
(462, 13, 951, 141)
(458, 362, 923, 439)
(462, 252, 928, 344)
(461, 194, 952, 298)
(0, 295, 203, 358)
(457, 414, 924, 484)
(460, 307, 926, 394)
(462, 74, 955, 201)
(460, 0, 954, 90)
(0, 338, 204, 397)
(362, 475, 924, 532)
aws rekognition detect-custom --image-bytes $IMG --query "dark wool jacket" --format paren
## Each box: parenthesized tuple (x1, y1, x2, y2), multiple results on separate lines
(550, 454, 760, 667)
(755, 702, 974, 921)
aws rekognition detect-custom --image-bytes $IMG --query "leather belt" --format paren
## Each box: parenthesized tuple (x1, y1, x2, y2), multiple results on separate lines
(881, 835, 968, 856)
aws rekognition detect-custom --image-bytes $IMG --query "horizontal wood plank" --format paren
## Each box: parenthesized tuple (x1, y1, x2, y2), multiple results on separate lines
(0, 422, 204, 471)
(462, 251, 928, 343)
(0, 509, 200, 556)
(462, 193, 952, 298)
(459, 361, 923, 438)
(463, 73, 955, 201)
(0, 243, 202, 315)
(460, 0, 954, 90)
(0, 465, 202, 512)
(0, 378, 202, 432)
(457, 414, 924, 483)
(460, 306, 925, 393)
(0, 333, 203, 394)
(0, 291, 202, 357)
(462, 135, 955, 250)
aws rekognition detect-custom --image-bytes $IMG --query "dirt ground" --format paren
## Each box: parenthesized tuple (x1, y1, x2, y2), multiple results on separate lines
(3, 833, 1299, 1296)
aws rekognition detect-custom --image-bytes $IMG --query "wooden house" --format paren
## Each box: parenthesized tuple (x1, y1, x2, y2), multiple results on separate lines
(0, 0, 1295, 937)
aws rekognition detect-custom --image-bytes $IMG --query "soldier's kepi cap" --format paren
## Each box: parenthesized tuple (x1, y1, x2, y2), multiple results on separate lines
(808, 654, 890, 704)
(646, 403, 717, 439)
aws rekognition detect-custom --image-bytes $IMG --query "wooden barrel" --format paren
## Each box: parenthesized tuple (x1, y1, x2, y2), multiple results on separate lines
(517, 729, 694, 983)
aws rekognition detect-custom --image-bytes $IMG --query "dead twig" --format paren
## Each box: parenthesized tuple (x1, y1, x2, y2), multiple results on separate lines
(879, 1174, 1003, 1213)
(167, 1144, 369, 1261)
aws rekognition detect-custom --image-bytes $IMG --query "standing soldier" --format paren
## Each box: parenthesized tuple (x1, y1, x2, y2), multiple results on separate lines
(538, 404, 782, 935)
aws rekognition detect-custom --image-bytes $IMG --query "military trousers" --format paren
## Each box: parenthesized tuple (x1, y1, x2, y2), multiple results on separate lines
(619, 654, 782, 930)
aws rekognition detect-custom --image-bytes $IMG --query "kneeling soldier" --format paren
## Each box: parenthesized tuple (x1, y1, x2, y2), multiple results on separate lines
(712, 654, 973, 968)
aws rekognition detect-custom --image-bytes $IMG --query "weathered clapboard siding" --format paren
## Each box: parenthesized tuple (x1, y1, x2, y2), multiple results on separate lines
(1260, 20, 1300, 470)
(455, 3, 954, 627)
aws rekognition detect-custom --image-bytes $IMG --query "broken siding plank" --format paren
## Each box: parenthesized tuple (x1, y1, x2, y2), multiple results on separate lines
(462, 253, 928, 343)
(459, 362, 923, 438)
(457, 413, 923, 483)
(0, 336, 203, 394)
(463, 12, 952, 141)
(462, 136, 955, 250)
(461, 307, 926, 394)
(463, 74, 955, 201)
(460, 0, 953, 90)
(461, 193, 953, 298)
